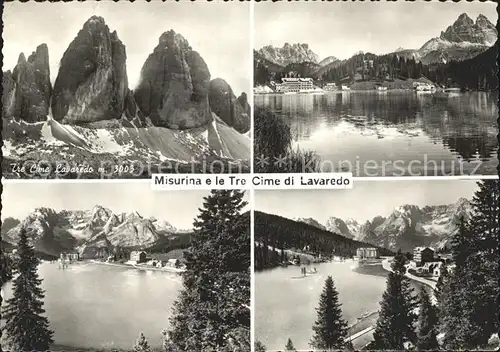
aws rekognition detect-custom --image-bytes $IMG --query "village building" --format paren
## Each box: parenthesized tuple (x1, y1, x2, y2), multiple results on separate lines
(276, 77, 314, 93)
(324, 83, 337, 91)
(129, 251, 147, 264)
(167, 258, 181, 268)
(363, 59, 374, 70)
(413, 247, 435, 267)
(60, 252, 80, 261)
(155, 260, 167, 268)
(421, 261, 443, 276)
(356, 247, 379, 259)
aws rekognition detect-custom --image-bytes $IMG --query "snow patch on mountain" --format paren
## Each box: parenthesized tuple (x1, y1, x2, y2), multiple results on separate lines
(2, 115, 250, 170)
(257, 43, 320, 66)
(3, 206, 190, 257)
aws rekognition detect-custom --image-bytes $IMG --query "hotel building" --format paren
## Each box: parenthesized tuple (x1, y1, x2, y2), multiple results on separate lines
(276, 77, 314, 93)
(356, 247, 379, 259)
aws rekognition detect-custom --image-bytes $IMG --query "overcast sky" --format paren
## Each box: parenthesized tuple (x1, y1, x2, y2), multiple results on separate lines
(2, 183, 250, 230)
(2, 0, 250, 96)
(255, 1, 498, 61)
(256, 180, 482, 224)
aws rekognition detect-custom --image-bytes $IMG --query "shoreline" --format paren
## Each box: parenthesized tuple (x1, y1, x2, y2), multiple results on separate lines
(88, 260, 185, 274)
(381, 258, 437, 291)
(254, 88, 496, 95)
(346, 257, 437, 347)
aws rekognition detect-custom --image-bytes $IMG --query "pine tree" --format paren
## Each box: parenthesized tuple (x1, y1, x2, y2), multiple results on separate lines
(416, 288, 439, 350)
(434, 264, 448, 308)
(285, 338, 297, 351)
(133, 332, 152, 352)
(166, 190, 250, 351)
(254, 340, 267, 352)
(372, 250, 417, 349)
(1, 228, 54, 351)
(441, 180, 499, 350)
(1, 248, 13, 287)
(310, 275, 348, 350)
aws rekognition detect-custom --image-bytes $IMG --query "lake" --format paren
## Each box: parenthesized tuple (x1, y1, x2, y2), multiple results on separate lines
(1, 262, 182, 350)
(254, 91, 498, 176)
(255, 260, 423, 351)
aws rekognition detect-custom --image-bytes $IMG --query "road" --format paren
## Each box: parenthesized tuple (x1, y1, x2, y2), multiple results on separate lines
(381, 258, 437, 290)
(346, 258, 439, 347)
(382, 258, 437, 305)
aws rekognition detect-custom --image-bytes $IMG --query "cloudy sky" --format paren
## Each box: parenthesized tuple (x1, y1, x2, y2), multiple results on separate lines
(2, 183, 250, 230)
(255, 1, 497, 61)
(256, 180, 482, 224)
(2, 0, 251, 96)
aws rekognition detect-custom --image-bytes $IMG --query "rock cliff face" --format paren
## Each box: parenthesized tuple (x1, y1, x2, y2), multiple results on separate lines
(134, 30, 213, 130)
(440, 13, 497, 46)
(208, 78, 250, 133)
(51, 16, 128, 124)
(2, 44, 52, 122)
(237, 92, 251, 116)
(122, 89, 147, 127)
(3, 205, 185, 258)
(258, 43, 320, 66)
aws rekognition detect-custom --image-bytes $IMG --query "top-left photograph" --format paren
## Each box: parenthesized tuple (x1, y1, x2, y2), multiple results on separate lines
(2, 0, 251, 179)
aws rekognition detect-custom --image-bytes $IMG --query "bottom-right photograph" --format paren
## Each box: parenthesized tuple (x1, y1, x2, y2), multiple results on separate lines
(254, 179, 499, 352)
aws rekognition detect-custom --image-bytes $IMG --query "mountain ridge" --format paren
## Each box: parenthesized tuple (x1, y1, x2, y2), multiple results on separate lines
(255, 13, 496, 74)
(1, 205, 193, 258)
(294, 197, 472, 252)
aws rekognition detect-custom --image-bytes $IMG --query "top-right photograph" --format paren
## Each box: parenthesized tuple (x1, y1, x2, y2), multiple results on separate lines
(253, 1, 498, 177)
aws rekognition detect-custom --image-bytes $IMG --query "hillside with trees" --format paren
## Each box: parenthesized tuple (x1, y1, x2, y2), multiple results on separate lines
(254, 47, 497, 91)
(254, 211, 392, 270)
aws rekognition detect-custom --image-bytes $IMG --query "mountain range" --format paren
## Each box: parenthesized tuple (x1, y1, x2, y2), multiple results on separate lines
(255, 13, 496, 79)
(296, 198, 472, 252)
(2, 16, 250, 177)
(1, 205, 192, 259)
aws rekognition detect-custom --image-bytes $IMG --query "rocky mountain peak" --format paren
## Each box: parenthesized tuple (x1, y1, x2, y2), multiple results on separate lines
(208, 78, 250, 133)
(3, 44, 52, 123)
(133, 30, 213, 130)
(257, 43, 320, 66)
(158, 30, 191, 51)
(85, 15, 106, 26)
(28, 44, 50, 67)
(51, 16, 128, 124)
(17, 52, 27, 65)
(126, 211, 143, 220)
(318, 56, 340, 67)
(296, 217, 326, 231)
(440, 13, 497, 45)
(476, 14, 493, 27)
(456, 13, 474, 26)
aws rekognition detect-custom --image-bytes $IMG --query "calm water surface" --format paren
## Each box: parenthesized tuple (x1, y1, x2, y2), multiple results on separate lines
(255, 91, 498, 176)
(255, 261, 424, 351)
(1, 262, 182, 349)
(255, 261, 387, 351)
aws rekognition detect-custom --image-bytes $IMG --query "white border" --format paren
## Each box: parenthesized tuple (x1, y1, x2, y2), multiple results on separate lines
(353, 175, 499, 181)
(249, 1, 256, 350)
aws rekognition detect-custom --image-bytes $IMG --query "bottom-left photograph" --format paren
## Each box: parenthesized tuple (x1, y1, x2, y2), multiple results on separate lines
(1, 183, 250, 352)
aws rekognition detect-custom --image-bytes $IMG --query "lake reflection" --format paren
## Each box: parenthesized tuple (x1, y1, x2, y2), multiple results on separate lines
(1, 262, 182, 350)
(255, 91, 498, 176)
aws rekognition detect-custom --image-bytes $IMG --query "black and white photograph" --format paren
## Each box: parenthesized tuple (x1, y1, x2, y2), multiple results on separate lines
(254, 179, 499, 351)
(1, 184, 250, 351)
(2, 1, 251, 179)
(253, 1, 498, 177)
